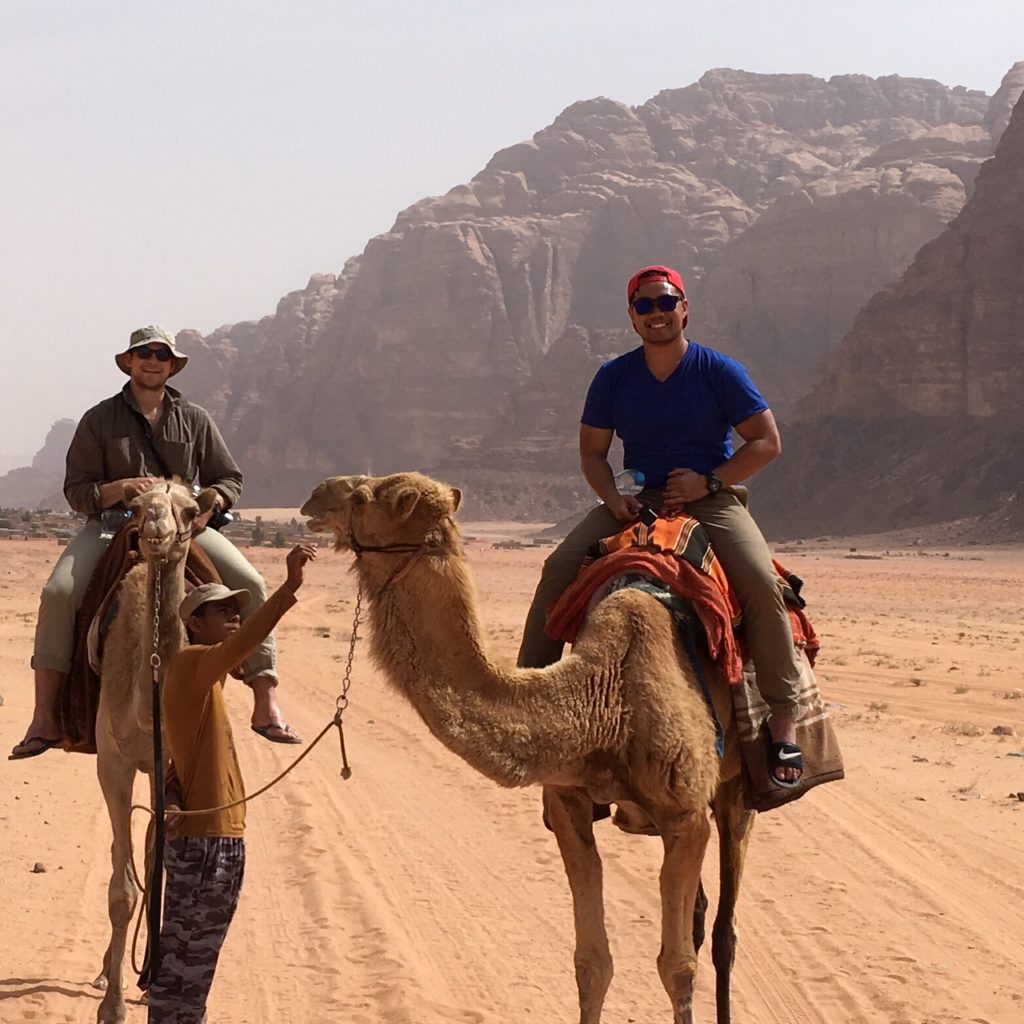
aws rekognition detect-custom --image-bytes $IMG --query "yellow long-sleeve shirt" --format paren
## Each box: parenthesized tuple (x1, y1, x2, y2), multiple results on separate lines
(163, 583, 296, 839)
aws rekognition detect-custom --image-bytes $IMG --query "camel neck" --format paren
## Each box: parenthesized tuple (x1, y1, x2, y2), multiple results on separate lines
(145, 559, 187, 674)
(362, 550, 602, 788)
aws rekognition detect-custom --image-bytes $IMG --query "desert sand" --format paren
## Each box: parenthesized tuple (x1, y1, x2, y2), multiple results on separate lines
(1, 532, 1022, 1023)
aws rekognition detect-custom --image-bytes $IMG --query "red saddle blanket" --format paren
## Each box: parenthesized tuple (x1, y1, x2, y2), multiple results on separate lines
(545, 515, 819, 685)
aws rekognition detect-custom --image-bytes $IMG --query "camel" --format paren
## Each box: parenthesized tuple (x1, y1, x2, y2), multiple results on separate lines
(301, 472, 756, 1024)
(93, 481, 217, 1024)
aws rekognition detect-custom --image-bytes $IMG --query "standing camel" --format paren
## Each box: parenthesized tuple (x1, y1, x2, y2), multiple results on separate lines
(93, 481, 217, 1024)
(302, 472, 757, 1024)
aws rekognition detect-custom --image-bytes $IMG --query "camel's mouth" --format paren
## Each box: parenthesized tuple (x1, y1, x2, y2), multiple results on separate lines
(138, 531, 176, 553)
(303, 510, 338, 532)
(306, 518, 351, 552)
(303, 513, 330, 533)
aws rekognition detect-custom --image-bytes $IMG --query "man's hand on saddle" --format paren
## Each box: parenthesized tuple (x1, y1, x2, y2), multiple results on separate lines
(606, 493, 644, 522)
(192, 494, 222, 533)
(285, 543, 318, 593)
(662, 468, 709, 514)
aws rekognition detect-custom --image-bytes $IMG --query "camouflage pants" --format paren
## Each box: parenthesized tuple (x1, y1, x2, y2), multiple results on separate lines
(148, 837, 245, 1024)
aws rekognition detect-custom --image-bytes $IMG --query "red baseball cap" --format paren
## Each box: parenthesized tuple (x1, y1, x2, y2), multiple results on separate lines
(627, 265, 686, 301)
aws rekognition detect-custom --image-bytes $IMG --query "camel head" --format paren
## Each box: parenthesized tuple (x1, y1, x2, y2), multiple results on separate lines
(124, 481, 219, 563)
(301, 472, 462, 553)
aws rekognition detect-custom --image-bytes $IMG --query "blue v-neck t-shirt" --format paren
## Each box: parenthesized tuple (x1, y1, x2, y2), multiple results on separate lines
(580, 342, 768, 488)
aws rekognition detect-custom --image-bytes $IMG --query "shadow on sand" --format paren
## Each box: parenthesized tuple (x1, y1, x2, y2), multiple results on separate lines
(0, 976, 145, 1005)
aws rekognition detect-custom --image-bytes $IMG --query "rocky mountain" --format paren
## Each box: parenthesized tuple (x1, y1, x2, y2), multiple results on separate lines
(0, 419, 75, 510)
(7, 64, 1023, 527)
(754, 83, 1024, 539)
(171, 66, 1023, 515)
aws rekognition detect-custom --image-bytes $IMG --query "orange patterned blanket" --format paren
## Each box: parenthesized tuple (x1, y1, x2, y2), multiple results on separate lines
(545, 514, 819, 684)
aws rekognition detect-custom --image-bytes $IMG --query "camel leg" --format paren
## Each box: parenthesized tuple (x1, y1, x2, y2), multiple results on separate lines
(545, 785, 613, 1024)
(95, 756, 139, 1024)
(92, 944, 111, 991)
(654, 807, 711, 1024)
(709, 777, 755, 1024)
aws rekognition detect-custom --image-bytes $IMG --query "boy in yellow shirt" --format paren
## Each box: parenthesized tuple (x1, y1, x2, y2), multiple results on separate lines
(148, 542, 316, 1023)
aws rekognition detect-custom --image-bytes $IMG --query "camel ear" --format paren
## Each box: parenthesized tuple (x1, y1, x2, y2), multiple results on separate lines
(392, 487, 421, 522)
(449, 487, 462, 512)
(196, 487, 220, 515)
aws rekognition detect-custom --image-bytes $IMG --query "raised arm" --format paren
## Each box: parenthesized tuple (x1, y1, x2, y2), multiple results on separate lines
(195, 544, 316, 683)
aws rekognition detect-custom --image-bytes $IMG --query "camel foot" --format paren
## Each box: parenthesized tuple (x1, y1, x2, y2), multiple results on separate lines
(96, 1004, 127, 1024)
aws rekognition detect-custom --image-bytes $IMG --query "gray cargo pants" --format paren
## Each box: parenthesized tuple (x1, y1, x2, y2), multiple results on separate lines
(147, 836, 245, 1024)
(517, 488, 803, 716)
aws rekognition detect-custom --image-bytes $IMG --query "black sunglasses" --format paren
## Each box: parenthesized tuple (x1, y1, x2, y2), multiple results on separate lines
(631, 294, 686, 315)
(130, 345, 174, 362)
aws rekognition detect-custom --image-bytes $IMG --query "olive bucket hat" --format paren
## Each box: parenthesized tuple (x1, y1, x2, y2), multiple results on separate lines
(115, 324, 189, 377)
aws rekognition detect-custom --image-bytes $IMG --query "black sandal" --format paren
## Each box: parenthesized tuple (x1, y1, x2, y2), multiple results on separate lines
(767, 740, 803, 789)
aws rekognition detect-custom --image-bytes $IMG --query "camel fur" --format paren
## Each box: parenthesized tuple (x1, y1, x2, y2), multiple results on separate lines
(93, 481, 217, 1024)
(302, 472, 756, 1024)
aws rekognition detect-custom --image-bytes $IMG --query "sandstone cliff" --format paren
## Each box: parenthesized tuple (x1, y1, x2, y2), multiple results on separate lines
(0, 419, 75, 510)
(755, 86, 1024, 538)
(10, 66, 1024, 529)
(178, 67, 1018, 513)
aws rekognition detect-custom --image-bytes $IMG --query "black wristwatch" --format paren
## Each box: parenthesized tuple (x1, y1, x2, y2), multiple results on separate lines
(704, 472, 724, 495)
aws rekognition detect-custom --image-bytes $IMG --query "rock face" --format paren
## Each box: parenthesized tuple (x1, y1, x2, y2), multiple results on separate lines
(755, 87, 1024, 538)
(0, 419, 76, 510)
(176, 67, 1018, 512)
(8, 66, 1024, 526)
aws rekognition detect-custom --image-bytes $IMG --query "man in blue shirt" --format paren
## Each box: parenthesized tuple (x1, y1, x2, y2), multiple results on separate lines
(517, 265, 803, 787)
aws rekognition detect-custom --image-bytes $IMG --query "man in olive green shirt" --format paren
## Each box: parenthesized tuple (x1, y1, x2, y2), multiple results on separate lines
(149, 543, 315, 1023)
(10, 326, 301, 760)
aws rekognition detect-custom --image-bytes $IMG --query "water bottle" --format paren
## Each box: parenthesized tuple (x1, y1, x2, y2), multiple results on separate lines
(613, 469, 645, 496)
(612, 469, 657, 526)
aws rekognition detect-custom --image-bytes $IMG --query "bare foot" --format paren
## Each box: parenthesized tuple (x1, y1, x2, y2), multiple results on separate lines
(251, 722, 302, 745)
(9, 732, 61, 760)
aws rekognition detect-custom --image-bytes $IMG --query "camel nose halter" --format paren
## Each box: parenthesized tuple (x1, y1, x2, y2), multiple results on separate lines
(348, 511, 446, 589)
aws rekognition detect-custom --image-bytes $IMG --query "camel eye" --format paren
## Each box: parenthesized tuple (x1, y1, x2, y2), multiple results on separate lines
(182, 506, 198, 521)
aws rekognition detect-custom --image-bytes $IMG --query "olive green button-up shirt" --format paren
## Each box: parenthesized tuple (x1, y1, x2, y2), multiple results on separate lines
(63, 384, 244, 516)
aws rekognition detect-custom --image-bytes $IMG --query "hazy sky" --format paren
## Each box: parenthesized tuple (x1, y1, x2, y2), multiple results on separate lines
(2, 1, 1022, 466)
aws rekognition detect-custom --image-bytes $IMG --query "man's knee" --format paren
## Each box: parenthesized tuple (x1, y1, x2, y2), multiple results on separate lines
(208, 543, 268, 602)
(39, 574, 74, 613)
(240, 566, 268, 603)
(541, 544, 584, 580)
(734, 570, 786, 609)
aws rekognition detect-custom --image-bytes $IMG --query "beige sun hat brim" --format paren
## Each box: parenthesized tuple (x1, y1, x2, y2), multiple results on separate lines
(179, 584, 252, 623)
(116, 325, 188, 377)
